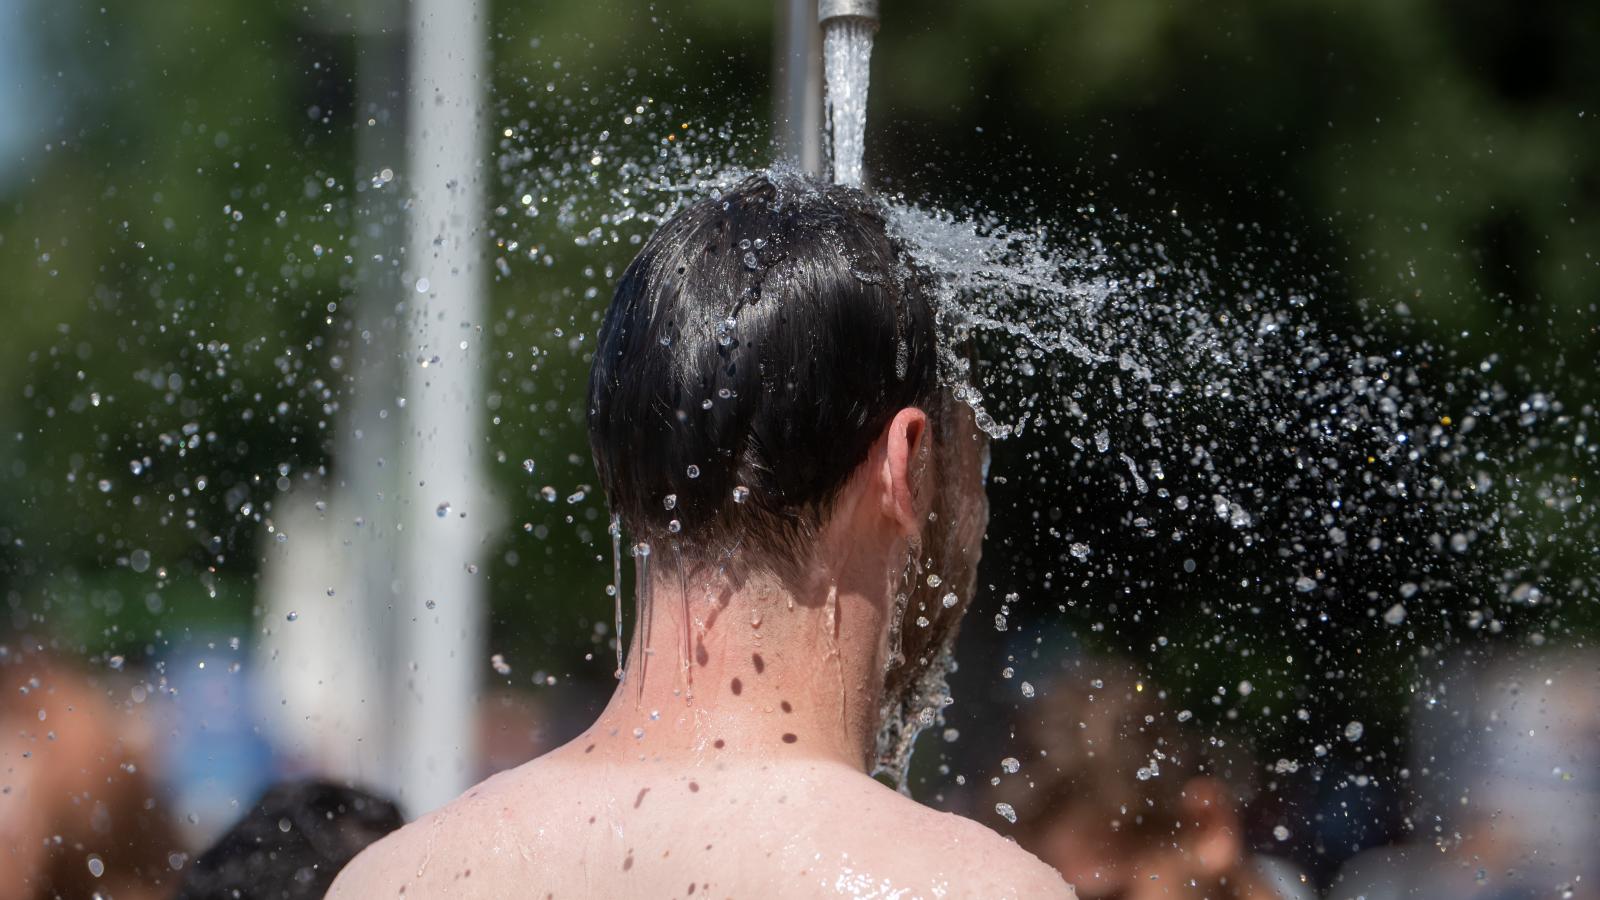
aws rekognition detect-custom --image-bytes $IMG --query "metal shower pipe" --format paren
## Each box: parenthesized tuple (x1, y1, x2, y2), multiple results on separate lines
(818, 0, 880, 27)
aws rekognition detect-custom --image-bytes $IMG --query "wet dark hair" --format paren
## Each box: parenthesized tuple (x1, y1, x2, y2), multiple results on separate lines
(588, 173, 942, 571)
(175, 779, 403, 900)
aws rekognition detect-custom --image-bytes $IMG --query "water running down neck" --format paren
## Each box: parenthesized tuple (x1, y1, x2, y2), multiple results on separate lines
(599, 567, 891, 770)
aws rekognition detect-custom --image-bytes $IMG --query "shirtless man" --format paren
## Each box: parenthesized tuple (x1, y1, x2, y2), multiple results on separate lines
(330, 174, 1073, 899)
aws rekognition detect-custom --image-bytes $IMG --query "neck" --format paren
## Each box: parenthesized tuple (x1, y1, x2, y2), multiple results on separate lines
(585, 550, 896, 771)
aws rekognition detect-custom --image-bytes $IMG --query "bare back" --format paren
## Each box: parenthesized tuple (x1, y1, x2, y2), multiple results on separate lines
(329, 737, 1072, 899)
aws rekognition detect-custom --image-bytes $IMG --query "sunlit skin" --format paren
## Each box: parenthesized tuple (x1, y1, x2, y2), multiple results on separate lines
(330, 405, 1074, 899)
(1031, 779, 1279, 900)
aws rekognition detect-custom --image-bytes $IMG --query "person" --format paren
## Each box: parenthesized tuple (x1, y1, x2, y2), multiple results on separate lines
(175, 779, 403, 899)
(0, 647, 181, 900)
(1330, 648, 1600, 900)
(330, 173, 1073, 898)
(984, 658, 1314, 900)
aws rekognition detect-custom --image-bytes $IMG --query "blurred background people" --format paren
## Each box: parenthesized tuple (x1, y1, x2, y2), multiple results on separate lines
(985, 656, 1313, 900)
(1331, 648, 1600, 900)
(175, 779, 403, 900)
(0, 645, 181, 900)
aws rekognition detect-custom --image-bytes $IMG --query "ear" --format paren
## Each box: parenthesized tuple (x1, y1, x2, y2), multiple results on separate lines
(1180, 776, 1243, 879)
(878, 407, 929, 538)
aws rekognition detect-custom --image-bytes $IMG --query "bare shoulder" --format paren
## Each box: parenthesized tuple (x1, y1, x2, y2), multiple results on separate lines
(326, 803, 465, 899)
(909, 804, 1075, 899)
(829, 775, 1074, 899)
(327, 769, 524, 898)
(325, 821, 409, 899)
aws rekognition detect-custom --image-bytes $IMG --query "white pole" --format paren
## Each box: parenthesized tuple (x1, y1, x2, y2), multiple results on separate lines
(397, 0, 488, 816)
(775, 0, 824, 176)
(337, 0, 407, 793)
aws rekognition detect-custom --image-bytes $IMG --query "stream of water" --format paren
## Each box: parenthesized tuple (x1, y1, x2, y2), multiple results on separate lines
(823, 17, 875, 187)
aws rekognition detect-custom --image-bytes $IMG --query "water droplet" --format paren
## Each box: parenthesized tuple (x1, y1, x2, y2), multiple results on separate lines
(129, 549, 151, 574)
(925, 573, 942, 588)
(1000, 757, 1020, 774)
(686, 465, 700, 479)
(436, 502, 451, 518)
(491, 653, 512, 676)
(1177, 709, 1193, 722)
(1069, 542, 1090, 560)
(521, 459, 536, 474)
(663, 493, 677, 510)
(87, 856, 105, 878)
(1382, 603, 1407, 625)
(994, 802, 1017, 824)
(732, 485, 750, 504)
(286, 611, 298, 622)
(415, 277, 431, 293)
(1344, 720, 1364, 742)
(667, 519, 682, 534)
(941, 592, 958, 609)
(1273, 825, 1291, 842)
(1019, 681, 1035, 699)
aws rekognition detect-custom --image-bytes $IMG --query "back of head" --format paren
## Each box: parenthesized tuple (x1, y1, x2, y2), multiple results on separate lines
(588, 172, 941, 577)
(176, 779, 403, 900)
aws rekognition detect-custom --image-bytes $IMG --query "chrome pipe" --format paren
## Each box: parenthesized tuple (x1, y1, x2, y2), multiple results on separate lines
(818, 0, 879, 28)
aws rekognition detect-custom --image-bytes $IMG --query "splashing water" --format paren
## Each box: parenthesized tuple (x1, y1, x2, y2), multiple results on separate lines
(483, 61, 1596, 788)
(609, 514, 624, 679)
(823, 18, 875, 187)
(891, 193, 1594, 608)
(630, 540, 653, 698)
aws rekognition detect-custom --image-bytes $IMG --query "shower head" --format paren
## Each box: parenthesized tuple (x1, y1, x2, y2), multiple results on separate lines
(818, 0, 879, 29)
